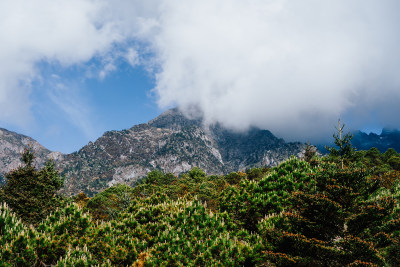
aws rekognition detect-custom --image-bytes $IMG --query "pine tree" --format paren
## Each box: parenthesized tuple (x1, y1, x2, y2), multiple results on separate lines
(0, 146, 64, 225)
(325, 119, 354, 169)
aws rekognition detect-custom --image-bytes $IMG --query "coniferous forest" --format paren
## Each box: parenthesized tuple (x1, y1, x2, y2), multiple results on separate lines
(0, 130, 399, 266)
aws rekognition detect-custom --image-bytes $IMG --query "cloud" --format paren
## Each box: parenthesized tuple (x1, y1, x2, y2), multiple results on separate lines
(146, 0, 400, 141)
(0, 0, 132, 128)
(2, 0, 400, 143)
(98, 57, 117, 80)
(125, 48, 140, 67)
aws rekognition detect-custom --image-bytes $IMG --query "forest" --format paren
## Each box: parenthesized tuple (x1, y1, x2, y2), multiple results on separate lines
(0, 129, 399, 266)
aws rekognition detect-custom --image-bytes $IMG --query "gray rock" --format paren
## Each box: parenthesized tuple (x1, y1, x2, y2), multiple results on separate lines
(0, 109, 306, 196)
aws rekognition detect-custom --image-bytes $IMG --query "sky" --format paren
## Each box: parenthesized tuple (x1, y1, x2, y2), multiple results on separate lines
(1, 0, 400, 153)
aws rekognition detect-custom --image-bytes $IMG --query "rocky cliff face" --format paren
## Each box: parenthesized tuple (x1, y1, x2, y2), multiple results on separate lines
(59, 122, 226, 195)
(149, 109, 305, 171)
(0, 109, 306, 196)
(59, 109, 306, 195)
(352, 129, 400, 153)
(0, 128, 63, 179)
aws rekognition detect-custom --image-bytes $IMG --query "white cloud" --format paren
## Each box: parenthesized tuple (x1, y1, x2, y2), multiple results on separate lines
(98, 59, 117, 80)
(125, 48, 140, 67)
(141, 0, 400, 141)
(0, 0, 132, 127)
(1, 0, 400, 142)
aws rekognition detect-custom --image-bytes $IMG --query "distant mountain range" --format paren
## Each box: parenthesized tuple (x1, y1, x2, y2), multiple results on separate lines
(351, 128, 400, 153)
(2, 109, 399, 196)
(0, 109, 306, 195)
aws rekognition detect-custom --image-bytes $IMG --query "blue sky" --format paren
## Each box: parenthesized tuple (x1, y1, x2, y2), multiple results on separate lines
(34, 60, 161, 153)
(1, 1, 400, 153)
(2, 59, 162, 153)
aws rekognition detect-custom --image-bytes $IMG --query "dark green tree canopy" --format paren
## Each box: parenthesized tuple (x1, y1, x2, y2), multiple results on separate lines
(325, 119, 354, 168)
(0, 147, 64, 225)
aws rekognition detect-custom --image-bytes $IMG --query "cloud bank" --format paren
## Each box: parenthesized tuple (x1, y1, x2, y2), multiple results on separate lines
(1, 0, 400, 142)
(0, 0, 148, 132)
(149, 0, 400, 141)
(0, 0, 113, 128)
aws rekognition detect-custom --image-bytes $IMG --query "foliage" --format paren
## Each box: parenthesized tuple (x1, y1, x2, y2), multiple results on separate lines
(74, 192, 90, 209)
(1, 197, 253, 266)
(383, 148, 398, 162)
(256, 162, 399, 266)
(387, 155, 400, 170)
(219, 157, 316, 232)
(325, 119, 354, 168)
(140, 169, 176, 186)
(131, 167, 227, 212)
(0, 147, 65, 225)
(1, 142, 399, 266)
(86, 184, 135, 220)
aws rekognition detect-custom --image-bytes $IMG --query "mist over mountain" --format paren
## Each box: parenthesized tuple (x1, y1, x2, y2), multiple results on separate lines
(0, 109, 306, 196)
(3, 108, 400, 196)
(59, 109, 306, 195)
(351, 128, 400, 153)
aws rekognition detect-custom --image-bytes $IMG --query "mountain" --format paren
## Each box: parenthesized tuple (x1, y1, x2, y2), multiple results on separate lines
(352, 128, 400, 153)
(0, 128, 63, 182)
(0, 109, 306, 196)
(59, 109, 306, 195)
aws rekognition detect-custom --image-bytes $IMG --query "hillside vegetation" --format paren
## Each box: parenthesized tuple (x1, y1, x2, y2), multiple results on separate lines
(0, 132, 399, 266)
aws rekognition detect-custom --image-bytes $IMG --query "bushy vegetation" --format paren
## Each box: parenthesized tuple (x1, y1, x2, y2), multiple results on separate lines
(0, 147, 66, 225)
(1, 129, 400, 266)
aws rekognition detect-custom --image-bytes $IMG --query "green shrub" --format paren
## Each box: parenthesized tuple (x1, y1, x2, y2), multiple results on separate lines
(0, 147, 64, 225)
(388, 156, 400, 170)
(86, 184, 135, 220)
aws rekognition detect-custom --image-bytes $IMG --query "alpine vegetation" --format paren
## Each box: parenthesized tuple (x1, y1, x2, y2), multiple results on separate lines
(0, 130, 399, 266)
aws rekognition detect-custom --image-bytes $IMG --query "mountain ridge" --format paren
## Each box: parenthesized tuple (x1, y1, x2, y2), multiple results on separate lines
(0, 127, 63, 174)
(1, 109, 307, 195)
(351, 128, 400, 152)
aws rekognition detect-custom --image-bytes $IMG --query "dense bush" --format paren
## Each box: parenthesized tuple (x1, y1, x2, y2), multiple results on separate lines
(220, 157, 316, 232)
(0, 147, 65, 225)
(256, 162, 400, 266)
(85, 184, 135, 220)
(1, 143, 399, 266)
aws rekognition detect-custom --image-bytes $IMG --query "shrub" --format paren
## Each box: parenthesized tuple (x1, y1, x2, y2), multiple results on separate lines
(0, 147, 64, 225)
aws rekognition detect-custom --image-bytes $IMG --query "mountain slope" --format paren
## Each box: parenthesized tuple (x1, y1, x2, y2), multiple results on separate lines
(149, 109, 305, 171)
(352, 128, 400, 152)
(0, 109, 307, 196)
(59, 123, 225, 195)
(59, 109, 306, 195)
(0, 128, 63, 179)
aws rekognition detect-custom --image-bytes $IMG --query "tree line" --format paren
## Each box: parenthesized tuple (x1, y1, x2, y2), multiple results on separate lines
(0, 124, 399, 266)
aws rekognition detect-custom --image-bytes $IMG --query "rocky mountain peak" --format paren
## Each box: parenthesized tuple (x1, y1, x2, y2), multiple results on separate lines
(0, 128, 63, 176)
(148, 108, 202, 130)
(0, 109, 306, 196)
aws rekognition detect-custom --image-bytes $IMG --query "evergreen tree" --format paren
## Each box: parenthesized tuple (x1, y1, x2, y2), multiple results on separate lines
(325, 119, 354, 168)
(0, 146, 64, 225)
(259, 162, 397, 266)
(383, 148, 398, 162)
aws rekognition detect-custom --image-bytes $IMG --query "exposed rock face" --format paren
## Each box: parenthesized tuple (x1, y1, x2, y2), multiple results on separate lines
(4, 112, 400, 196)
(352, 129, 400, 153)
(59, 109, 306, 195)
(59, 122, 226, 195)
(0, 128, 63, 178)
(0, 109, 306, 196)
